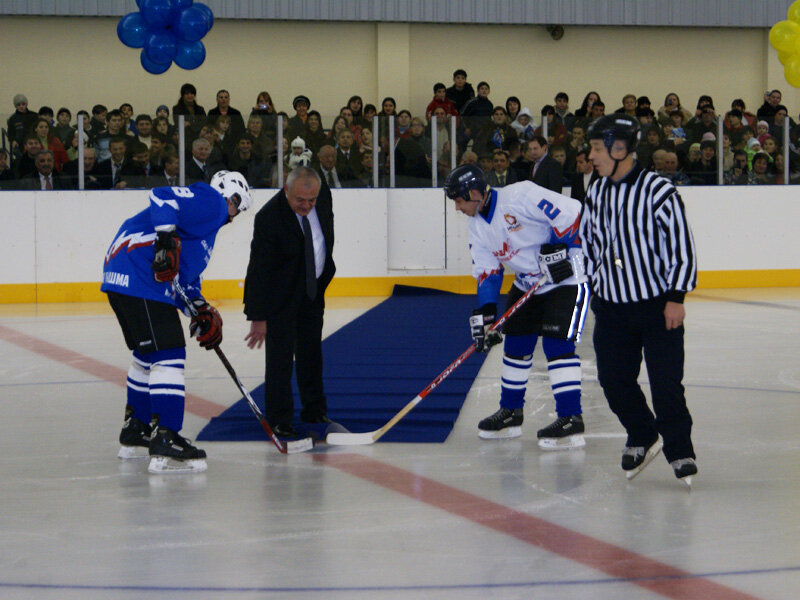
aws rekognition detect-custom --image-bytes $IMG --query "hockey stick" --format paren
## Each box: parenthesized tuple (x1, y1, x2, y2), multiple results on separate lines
(326, 276, 548, 446)
(172, 281, 314, 455)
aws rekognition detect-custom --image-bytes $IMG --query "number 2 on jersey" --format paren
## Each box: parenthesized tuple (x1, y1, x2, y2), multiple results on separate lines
(537, 199, 561, 220)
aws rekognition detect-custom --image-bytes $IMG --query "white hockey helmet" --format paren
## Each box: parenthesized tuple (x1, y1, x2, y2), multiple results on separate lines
(210, 170, 252, 212)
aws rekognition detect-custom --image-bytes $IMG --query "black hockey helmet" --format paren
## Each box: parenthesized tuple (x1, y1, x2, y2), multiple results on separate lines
(443, 164, 488, 202)
(587, 115, 641, 153)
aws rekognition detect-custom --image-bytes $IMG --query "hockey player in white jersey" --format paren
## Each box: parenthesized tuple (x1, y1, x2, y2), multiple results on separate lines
(444, 164, 590, 449)
(102, 171, 252, 473)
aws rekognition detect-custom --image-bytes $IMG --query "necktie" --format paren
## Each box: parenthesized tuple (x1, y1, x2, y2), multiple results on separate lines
(113, 163, 120, 185)
(301, 215, 317, 300)
(326, 170, 334, 187)
(168, 176, 176, 186)
(532, 160, 540, 178)
(45, 176, 53, 190)
(499, 174, 505, 186)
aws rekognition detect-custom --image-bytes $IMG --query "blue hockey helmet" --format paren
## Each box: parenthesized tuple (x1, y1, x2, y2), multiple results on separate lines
(443, 164, 488, 202)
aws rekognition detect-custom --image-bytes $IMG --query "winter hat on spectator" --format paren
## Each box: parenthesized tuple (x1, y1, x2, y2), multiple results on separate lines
(292, 95, 311, 109)
(757, 120, 769, 130)
(747, 138, 761, 149)
(291, 136, 306, 151)
(701, 132, 716, 142)
(13, 94, 28, 106)
(157, 105, 169, 115)
(516, 108, 533, 121)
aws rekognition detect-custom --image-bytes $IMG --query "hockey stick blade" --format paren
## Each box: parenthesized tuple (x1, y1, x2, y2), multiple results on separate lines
(172, 281, 313, 455)
(326, 276, 548, 446)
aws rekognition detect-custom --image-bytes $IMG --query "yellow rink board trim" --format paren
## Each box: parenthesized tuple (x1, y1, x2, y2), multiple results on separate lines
(1, 270, 799, 304)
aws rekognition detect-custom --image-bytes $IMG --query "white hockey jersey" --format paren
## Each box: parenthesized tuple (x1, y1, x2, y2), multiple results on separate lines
(467, 181, 585, 304)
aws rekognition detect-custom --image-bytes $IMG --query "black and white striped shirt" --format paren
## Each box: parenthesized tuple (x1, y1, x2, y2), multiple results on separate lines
(579, 163, 697, 304)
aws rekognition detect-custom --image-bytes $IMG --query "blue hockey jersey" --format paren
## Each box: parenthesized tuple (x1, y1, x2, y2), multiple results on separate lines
(101, 183, 229, 307)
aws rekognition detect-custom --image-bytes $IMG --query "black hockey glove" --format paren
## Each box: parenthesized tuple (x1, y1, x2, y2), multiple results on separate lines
(151, 231, 181, 283)
(538, 243, 573, 284)
(469, 303, 503, 353)
(189, 300, 223, 350)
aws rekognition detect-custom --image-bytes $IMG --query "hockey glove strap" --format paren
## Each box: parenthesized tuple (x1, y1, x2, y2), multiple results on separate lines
(469, 303, 503, 353)
(189, 302, 223, 350)
(538, 243, 573, 284)
(152, 232, 181, 283)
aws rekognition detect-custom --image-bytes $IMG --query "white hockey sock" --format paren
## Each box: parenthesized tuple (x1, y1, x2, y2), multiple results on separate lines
(547, 356, 581, 417)
(500, 353, 533, 408)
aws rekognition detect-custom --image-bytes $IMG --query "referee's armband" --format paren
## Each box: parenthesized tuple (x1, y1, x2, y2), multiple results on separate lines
(665, 290, 686, 303)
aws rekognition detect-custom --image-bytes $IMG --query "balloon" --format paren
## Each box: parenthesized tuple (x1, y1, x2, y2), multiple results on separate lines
(177, 0, 193, 7)
(778, 50, 795, 65)
(193, 3, 214, 31)
(789, 0, 800, 24)
(140, 0, 179, 30)
(769, 20, 800, 54)
(117, 12, 150, 48)
(174, 40, 206, 69)
(784, 54, 800, 87)
(145, 31, 178, 65)
(140, 48, 172, 74)
(174, 6, 211, 42)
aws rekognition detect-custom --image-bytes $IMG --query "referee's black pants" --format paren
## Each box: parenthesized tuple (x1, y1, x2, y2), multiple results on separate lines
(591, 295, 695, 463)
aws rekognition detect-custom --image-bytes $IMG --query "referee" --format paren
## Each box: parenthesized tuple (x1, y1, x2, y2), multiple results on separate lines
(580, 115, 698, 485)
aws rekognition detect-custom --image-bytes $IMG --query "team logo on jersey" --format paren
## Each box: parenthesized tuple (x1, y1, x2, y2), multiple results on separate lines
(504, 214, 522, 233)
(492, 240, 519, 262)
(104, 230, 157, 265)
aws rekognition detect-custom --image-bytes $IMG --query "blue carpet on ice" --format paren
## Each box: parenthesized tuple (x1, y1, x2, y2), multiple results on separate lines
(197, 285, 493, 443)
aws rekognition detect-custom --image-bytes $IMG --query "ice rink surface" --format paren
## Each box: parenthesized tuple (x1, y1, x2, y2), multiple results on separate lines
(1, 289, 799, 600)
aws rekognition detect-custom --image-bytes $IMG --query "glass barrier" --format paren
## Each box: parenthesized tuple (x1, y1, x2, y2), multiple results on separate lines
(2, 106, 799, 191)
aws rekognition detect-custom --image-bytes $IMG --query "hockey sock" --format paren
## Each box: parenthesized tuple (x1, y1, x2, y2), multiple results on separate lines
(499, 334, 537, 409)
(543, 337, 581, 417)
(126, 351, 152, 422)
(145, 347, 187, 432)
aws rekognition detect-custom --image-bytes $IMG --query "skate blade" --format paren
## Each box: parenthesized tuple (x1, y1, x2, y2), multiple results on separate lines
(680, 476, 693, 488)
(148, 456, 208, 474)
(118, 445, 149, 460)
(538, 434, 586, 451)
(625, 438, 663, 480)
(478, 426, 522, 440)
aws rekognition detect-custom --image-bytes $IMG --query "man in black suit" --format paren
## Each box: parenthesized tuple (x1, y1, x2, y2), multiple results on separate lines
(528, 135, 563, 193)
(63, 146, 104, 189)
(486, 149, 519, 187)
(569, 146, 597, 204)
(317, 143, 358, 188)
(95, 136, 144, 189)
(244, 167, 336, 436)
(21, 150, 72, 190)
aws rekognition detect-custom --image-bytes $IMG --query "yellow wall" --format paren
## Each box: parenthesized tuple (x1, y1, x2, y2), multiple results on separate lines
(0, 16, 793, 124)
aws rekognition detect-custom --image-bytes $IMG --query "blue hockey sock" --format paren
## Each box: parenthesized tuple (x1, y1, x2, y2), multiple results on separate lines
(499, 334, 537, 409)
(126, 351, 151, 422)
(543, 337, 581, 417)
(144, 347, 186, 432)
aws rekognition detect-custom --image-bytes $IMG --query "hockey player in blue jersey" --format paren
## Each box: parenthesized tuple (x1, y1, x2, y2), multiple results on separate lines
(102, 170, 252, 473)
(444, 164, 590, 449)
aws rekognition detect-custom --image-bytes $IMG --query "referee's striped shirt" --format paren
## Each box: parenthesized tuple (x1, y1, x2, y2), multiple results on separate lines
(579, 163, 697, 304)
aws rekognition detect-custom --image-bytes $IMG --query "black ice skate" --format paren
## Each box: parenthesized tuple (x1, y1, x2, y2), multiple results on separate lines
(118, 409, 157, 460)
(148, 427, 207, 474)
(478, 407, 523, 439)
(621, 436, 663, 480)
(536, 415, 586, 451)
(671, 458, 698, 487)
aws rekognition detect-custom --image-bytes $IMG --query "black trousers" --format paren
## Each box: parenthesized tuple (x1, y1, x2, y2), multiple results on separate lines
(591, 295, 695, 462)
(264, 294, 327, 426)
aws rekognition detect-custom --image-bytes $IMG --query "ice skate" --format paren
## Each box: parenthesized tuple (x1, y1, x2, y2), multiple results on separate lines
(478, 407, 523, 439)
(118, 411, 157, 459)
(621, 436, 662, 480)
(148, 427, 207, 474)
(671, 458, 698, 487)
(536, 415, 586, 451)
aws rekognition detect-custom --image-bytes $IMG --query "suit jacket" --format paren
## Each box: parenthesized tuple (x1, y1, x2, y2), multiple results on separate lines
(336, 147, 362, 176)
(317, 165, 359, 189)
(243, 184, 336, 321)
(569, 170, 598, 204)
(19, 172, 73, 191)
(531, 153, 564, 193)
(63, 159, 105, 190)
(94, 158, 145, 189)
(486, 168, 519, 188)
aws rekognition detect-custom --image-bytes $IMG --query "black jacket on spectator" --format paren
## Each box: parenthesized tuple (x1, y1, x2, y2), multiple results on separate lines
(445, 83, 475, 114)
(570, 170, 598, 204)
(7, 111, 40, 147)
(63, 158, 105, 190)
(531, 153, 564, 193)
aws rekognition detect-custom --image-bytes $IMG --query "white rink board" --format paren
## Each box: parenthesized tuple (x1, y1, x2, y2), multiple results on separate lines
(0, 186, 798, 287)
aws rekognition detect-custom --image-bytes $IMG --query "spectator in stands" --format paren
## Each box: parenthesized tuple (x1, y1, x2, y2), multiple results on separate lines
(155, 105, 169, 121)
(395, 110, 413, 139)
(335, 128, 362, 175)
(744, 137, 762, 168)
(771, 105, 791, 146)
(756, 120, 771, 144)
(505, 96, 521, 123)
(511, 107, 536, 141)
(527, 135, 563, 192)
(379, 97, 397, 118)
(95, 109, 130, 162)
(636, 106, 656, 126)
(21, 150, 72, 190)
(723, 149, 749, 184)
(459, 150, 478, 165)
(246, 114, 274, 162)
(407, 117, 431, 154)
(569, 145, 596, 204)
(327, 115, 349, 147)
(358, 148, 378, 187)
(550, 144, 571, 186)
(725, 99, 757, 131)
(199, 123, 225, 168)
(473, 106, 517, 156)
(96, 137, 142, 189)
(615, 94, 637, 117)
(89, 104, 108, 140)
(62, 145, 97, 190)
(461, 81, 494, 124)
(134, 114, 153, 149)
(554, 91, 575, 131)
(359, 126, 374, 155)
(7, 93, 40, 152)
(32, 117, 68, 172)
(148, 132, 168, 174)
(145, 151, 179, 188)
(429, 106, 451, 168)
(213, 115, 236, 159)
(757, 90, 782, 121)
(207, 89, 245, 141)
(37, 106, 54, 126)
(535, 105, 568, 147)
(749, 151, 773, 184)
(395, 123, 432, 188)
(173, 82, 206, 131)
(637, 125, 663, 169)
(303, 110, 327, 156)
(119, 141, 154, 188)
(687, 105, 717, 144)
(0, 149, 13, 189)
(346, 95, 368, 128)
(478, 153, 493, 175)
(426, 83, 458, 121)
(53, 108, 75, 147)
(252, 91, 277, 117)
(285, 94, 311, 141)
(377, 98, 397, 148)
(446, 68, 475, 114)
(660, 151, 691, 185)
(574, 91, 600, 120)
(486, 149, 517, 187)
(339, 106, 362, 145)
(687, 140, 717, 185)
(317, 143, 357, 188)
(14, 135, 43, 179)
(651, 148, 668, 172)
(287, 136, 313, 171)
(724, 109, 746, 148)
(364, 103, 377, 123)
(567, 122, 587, 156)
(761, 135, 779, 159)
(657, 93, 692, 126)
(230, 135, 271, 188)
(184, 137, 215, 183)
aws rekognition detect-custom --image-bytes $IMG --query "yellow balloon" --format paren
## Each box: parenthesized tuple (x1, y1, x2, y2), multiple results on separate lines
(785, 54, 800, 87)
(779, 50, 795, 65)
(789, 0, 800, 24)
(770, 20, 800, 53)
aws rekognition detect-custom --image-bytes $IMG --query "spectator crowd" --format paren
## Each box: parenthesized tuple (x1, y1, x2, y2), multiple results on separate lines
(3, 73, 798, 193)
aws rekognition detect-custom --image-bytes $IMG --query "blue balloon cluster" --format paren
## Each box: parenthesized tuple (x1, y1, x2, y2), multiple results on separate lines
(117, 0, 214, 74)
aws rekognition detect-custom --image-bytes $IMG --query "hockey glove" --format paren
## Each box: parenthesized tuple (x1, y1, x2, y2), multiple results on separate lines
(189, 301, 223, 350)
(151, 232, 181, 283)
(538, 243, 573, 284)
(469, 303, 503, 353)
